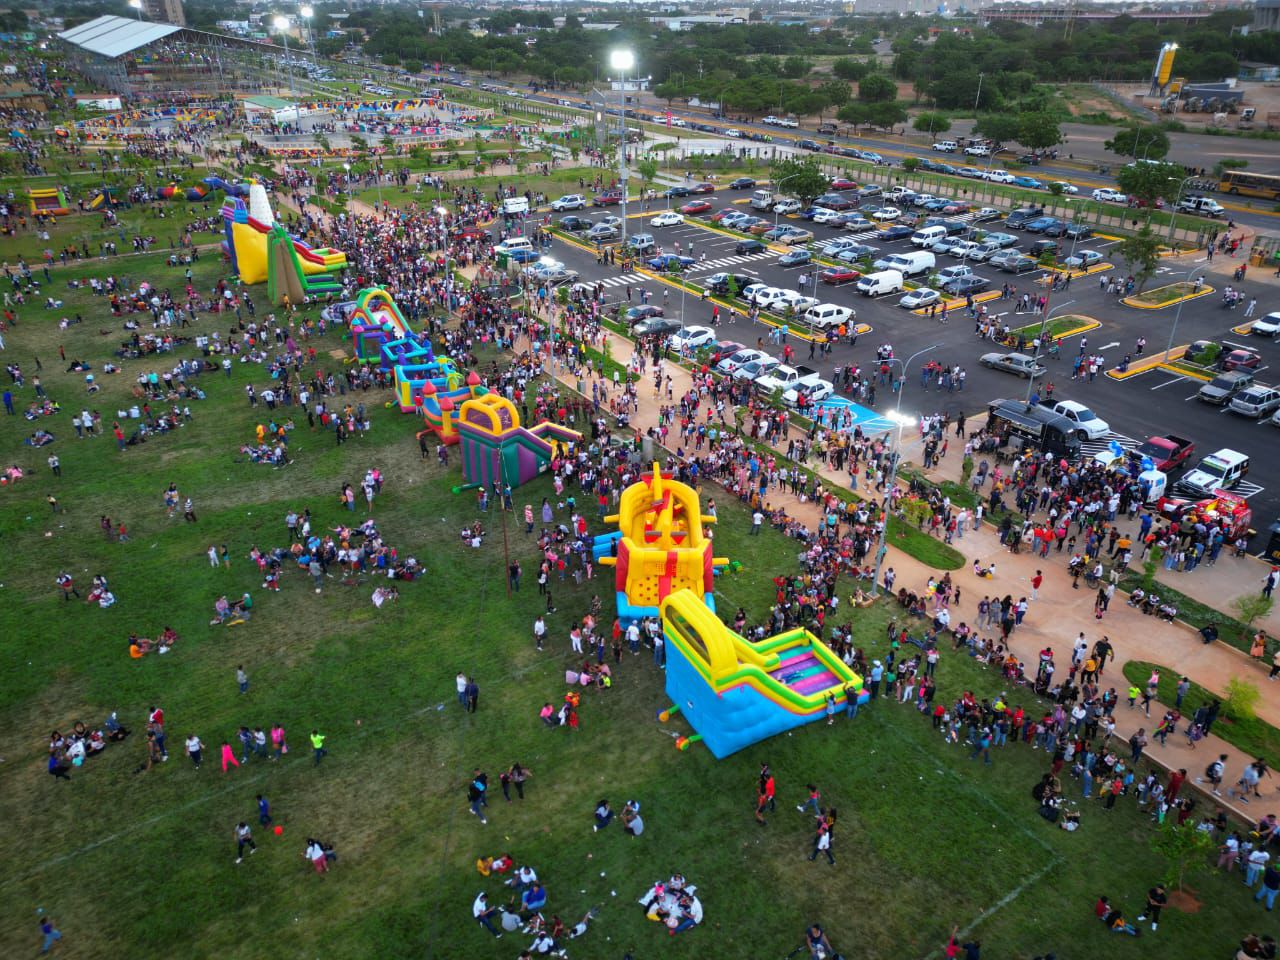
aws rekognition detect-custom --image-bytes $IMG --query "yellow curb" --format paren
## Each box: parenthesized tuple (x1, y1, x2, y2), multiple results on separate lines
(911, 289, 1003, 316)
(1012, 317, 1102, 341)
(1232, 322, 1255, 336)
(1121, 284, 1215, 309)
(1105, 345, 1188, 380)
(1152, 362, 1213, 382)
(1034, 262, 1114, 284)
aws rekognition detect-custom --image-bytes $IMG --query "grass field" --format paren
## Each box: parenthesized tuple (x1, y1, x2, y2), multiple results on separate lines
(0, 215, 1269, 960)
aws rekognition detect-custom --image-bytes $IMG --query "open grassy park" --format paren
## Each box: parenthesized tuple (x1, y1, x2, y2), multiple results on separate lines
(0, 201, 1270, 960)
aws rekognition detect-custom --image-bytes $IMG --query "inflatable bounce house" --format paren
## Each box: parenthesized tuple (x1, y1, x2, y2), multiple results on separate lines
(222, 183, 347, 304)
(29, 187, 69, 217)
(86, 188, 116, 211)
(659, 588, 868, 759)
(590, 463, 867, 758)
(593, 466, 727, 627)
(347, 287, 580, 483)
(456, 393, 582, 488)
(158, 182, 210, 202)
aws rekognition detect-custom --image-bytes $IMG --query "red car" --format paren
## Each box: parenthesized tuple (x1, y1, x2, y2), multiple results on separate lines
(679, 200, 712, 215)
(820, 266, 861, 285)
(691, 182, 716, 194)
(709, 208, 737, 222)
(592, 192, 623, 207)
(708, 340, 746, 365)
(1221, 349, 1261, 371)
(830, 177, 858, 191)
(942, 201, 970, 214)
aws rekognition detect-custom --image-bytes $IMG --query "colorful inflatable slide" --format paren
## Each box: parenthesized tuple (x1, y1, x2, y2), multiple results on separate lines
(28, 188, 69, 217)
(659, 589, 868, 759)
(456, 393, 582, 488)
(590, 463, 866, 758)
(221, 183, 347, 304)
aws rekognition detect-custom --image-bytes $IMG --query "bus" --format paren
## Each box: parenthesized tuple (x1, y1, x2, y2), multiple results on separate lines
(1218, 170, 1280, 201)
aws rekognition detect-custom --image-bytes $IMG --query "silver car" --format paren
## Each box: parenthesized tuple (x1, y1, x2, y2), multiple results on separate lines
(980, 352, 1045, 378)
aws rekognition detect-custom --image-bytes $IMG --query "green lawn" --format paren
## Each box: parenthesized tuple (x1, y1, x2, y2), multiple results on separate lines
(0, 234, 1267, 960)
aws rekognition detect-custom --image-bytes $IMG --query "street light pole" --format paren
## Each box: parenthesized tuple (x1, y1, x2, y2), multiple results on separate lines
(1024, 299, 1076, 404)
(300, 5, 319, 72)
(610, 49, 635, 248)
(1166, 174, 1196, 244)
(1165, 266, 1203, 359)
(870, 343, 939, 597)
(274, 17, 300, 131)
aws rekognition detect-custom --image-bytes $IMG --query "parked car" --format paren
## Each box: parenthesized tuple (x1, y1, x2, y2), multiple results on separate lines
(778, 249, 813, 267)
(690, 182, 716, 194)
(679, 200, 712, 215)
(558, 215, 592, 232)
(735, 239, 767, 255)
(1063, 250, 1104, 269)
(1092, 188, 1127, 203)
(972, 207, 1003, 223)
(715, 348, 768, 375)
(1229, 385, 1280, 418)
(592, 192, 623, 206)
(1221, 349, 1262, 371)
(1049, 181, 1080, 195)
(1198, 370, 1255, 405)
(980, 351, 1046, 378)
(1023, 217, 1061, 234)
(650, 212, 684, 227)
(1050, 400, 1110, 440)
(1249, 312, 1280, 337)
(820, 266, 861, 285)
(900, 288, 941, 309)
(941, 275, 991, 296)
(880, 225, 916, 241)
(623, 305, 664, 323)
(705, 273, 755, 297)
(550, 194, 586, 211)
(707, 340, 746, 365)
(728, 177, 757, 190)
(632, 317, 682, 337)
(670, 325, 717, 351)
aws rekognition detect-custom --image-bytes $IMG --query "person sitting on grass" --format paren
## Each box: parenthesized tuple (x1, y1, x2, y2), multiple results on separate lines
(594, 799, 613, 831)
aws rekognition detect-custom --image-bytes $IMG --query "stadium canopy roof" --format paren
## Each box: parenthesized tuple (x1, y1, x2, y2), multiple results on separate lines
(58, 15, 183, 60)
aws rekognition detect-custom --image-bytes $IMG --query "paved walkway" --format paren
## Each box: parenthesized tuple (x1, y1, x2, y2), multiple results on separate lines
(525, 322, 1277, 823)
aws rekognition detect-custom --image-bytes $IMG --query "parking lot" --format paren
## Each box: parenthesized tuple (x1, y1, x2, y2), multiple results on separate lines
(526, 186, 1280, 529)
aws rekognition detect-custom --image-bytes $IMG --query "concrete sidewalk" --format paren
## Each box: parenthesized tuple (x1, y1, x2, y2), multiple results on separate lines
(530, 322, 1278, 823)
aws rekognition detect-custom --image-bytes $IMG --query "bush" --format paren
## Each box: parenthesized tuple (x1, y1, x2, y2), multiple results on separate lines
(1224, 676, 1261, 721)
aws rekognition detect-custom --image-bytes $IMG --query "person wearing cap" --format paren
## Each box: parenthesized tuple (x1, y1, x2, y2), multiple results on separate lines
(868, 660, 883, 699)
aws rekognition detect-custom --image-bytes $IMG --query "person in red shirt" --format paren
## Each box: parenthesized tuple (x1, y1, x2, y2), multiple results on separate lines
(1166, 767, 1187, 802)
(1031, 570, 1043, 599)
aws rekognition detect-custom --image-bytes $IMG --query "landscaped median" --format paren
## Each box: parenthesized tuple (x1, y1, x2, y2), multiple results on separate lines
(1105, 345, 1189, 380)
(1009, 313, 1101, 342)
(1121, 281, 1215, 310)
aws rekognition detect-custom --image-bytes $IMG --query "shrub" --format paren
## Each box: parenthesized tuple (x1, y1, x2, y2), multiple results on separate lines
(1224, 676, 1261, 722)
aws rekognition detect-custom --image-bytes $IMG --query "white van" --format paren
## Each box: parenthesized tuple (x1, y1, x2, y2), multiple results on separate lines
(855, 270, 904, 297)
(804, 303, 855, 330)
(911, 225, 947, 248)
(494, 237, 534, 255)
(501, 197, 530, 215)
(874, 250, 935, 277)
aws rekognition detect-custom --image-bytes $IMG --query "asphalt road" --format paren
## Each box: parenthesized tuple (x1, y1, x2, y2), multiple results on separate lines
(530, 201, 1280, 529)
(434, 71, 1280, 234)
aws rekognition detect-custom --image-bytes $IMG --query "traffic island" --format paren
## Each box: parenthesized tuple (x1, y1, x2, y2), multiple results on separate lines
(1121, 281, 1214, 309)
(1008, 313, 1101, 342)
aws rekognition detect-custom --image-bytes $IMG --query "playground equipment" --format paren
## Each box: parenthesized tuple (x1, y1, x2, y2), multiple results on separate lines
(202, 175, 249, 198)
(28, 187, 69, 217)
(592, 464, 728, 627)
(659, 589, 867, 759)
(86, 188, 116, 210)
(158, 183, 210, 202)
(456, 393, 582, 488)
(221, 183, 348, 304)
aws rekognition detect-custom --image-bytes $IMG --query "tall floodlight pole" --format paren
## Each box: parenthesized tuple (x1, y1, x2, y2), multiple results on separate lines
(610, 48, 635, 247)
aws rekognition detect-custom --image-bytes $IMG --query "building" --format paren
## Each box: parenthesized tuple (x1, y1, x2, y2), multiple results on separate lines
(1256, 0, 1280, 32)
(144, 0, 186, 29)
(57, 14, 297, 102)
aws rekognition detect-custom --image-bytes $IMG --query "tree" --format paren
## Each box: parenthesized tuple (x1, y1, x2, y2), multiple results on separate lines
(635, 157, 658, 195)
(913, 112, 951, 137)
(1017, 112, 1063, 151)
(1233, 594, 1275, 644)
(836, 101, 871, 130)
(901, 157, 919, 173)
(1118, 226, 1162, 291)
(832, 58, 868, 82)
(858, 72, 897, 103)
(1150, 821, 1217, 893)
(1117, 160, 1185, 208)
(819, 79, 852, 112)
(653, 82, 686, 108)
(868, 101, 908, 131)
(1105, 124, 1171, 161)
(973, 113, 1020, 145)
(782, 55, 812, 79)
(769, 156, 830, 207)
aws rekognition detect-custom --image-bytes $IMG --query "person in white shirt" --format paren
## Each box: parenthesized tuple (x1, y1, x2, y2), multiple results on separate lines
(472, 892, 501, 937)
